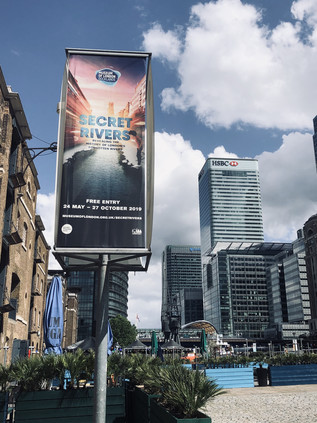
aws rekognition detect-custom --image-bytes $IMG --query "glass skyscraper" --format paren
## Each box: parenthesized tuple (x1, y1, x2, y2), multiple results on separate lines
(161, 245, 202, 335)
(202, 242, 292, 338)
(67, 270, 129, 340)
(198, 158, 264, 255)
(198, 158, 268, 338)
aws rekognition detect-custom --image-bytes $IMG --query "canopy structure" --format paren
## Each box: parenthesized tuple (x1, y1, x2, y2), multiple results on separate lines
(161, 339, 183, 350)
(53, 251, 151, 273)
(66, 336, 96, 351)
(181, 320, 217, 336)
(126, 339, 148, 350)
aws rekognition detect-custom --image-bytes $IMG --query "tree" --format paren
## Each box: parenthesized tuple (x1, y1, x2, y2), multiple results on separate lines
(110, 315, 137, 348)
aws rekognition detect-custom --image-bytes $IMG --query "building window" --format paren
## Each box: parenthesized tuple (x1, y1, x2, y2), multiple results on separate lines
(9, 273, 20, 320)
(22, 223, 28, 249)
(27, 181, 32, 199)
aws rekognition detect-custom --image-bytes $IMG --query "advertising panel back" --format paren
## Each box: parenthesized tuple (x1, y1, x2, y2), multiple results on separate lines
(54, 50, 153, 252)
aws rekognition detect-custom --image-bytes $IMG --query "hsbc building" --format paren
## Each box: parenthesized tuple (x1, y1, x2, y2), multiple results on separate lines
(198, 157, 264, 255)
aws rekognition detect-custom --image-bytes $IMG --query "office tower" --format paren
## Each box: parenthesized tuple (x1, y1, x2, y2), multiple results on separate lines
(266, 230, 311, 340)
(313, 116, 317, 170)
(202, 242, 291, 338)
(161, 246, 202, 336)
(198, 158, 264, 255)
(177, 288, 203, 326)
(303, 214, 317, 335)
(198, 157, 286, 339)
(67, 270, 129, 341)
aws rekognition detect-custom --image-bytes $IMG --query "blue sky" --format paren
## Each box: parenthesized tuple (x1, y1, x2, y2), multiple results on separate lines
(1, 0, 317, 328)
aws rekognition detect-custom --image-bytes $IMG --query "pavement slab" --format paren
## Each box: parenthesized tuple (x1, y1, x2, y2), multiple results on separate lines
(203, 385, 317, 423)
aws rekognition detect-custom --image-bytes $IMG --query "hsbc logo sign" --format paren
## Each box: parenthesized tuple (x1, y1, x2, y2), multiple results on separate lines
(212, 160, 239, 167)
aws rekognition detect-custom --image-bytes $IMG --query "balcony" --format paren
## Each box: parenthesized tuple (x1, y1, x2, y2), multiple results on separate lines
(3, 231, 22, 246)
(31, 286, 42, 296)
(9, 172, 26, 188)
(34, 254, 44, 264)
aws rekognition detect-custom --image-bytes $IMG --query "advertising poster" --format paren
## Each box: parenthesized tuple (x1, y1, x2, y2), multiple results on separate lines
(55, 50, 152, 250)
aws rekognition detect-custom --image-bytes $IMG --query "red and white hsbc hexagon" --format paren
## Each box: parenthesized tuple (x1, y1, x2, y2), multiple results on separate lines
(210, 159, 239, 167)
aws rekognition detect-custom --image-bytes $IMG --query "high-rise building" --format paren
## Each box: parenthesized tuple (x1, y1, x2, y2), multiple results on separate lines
(265, 230, 311, 340)
(198, 157, 281, 339)
(177, 288, 203, 326)
(161, 246, 202, 337)
(66, 270, 129, 341)
(303, 214, 317, 335)
(312, 116, 317, 170)
(202, 242, 291, 338)
(198, 158, 264, 255)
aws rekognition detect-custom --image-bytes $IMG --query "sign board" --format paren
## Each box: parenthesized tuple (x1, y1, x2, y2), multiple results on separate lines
(54, 49, 154, 255)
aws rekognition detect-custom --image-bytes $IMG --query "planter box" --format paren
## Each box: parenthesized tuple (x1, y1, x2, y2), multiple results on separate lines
(149, 398, 211, 423)
(0, 392, 9, 423)
(127, 387, 160, 423)
(205, 367, 254, 389)
(269, 364, 317, 386)
(14, 387, 125, 423)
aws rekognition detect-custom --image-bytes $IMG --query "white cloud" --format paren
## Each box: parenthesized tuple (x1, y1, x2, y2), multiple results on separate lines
(128, 132, 205, 327)
(208, 145, 239, 158)
(36, 192, 60, 270)
(142, 23, 182, 63)
(291, 0, 317, 25)
(143, 0, 317, 130)
(257, 131, 317, 241)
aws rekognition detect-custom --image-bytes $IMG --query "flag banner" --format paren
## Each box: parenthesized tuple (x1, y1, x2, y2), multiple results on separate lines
(43, 276, 63, 354)
(55, 49, 153, 251)
(108, 320, 113, 355)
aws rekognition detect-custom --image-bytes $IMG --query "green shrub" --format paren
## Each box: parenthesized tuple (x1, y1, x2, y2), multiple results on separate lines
(154, 364, 224, 418)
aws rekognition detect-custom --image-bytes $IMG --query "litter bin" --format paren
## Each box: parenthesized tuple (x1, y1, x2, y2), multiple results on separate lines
(256, 365, 268, 386)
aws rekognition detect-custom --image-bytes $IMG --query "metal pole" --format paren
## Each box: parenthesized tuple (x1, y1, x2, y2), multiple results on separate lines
(3, 346, 9, 366)
(94, 255, 110, 423)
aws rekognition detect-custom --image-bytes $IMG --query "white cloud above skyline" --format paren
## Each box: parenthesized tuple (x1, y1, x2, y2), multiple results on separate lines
(143, 0, 317, 130)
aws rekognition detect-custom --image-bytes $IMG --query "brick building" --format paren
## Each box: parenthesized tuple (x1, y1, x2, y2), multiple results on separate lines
(0, 67, 50, 363)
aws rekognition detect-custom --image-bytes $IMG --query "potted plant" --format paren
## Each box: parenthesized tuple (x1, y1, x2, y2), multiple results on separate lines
(267, 352, 317, 386)
(124, 355, 223, 423)
(11, 351, 125, 423)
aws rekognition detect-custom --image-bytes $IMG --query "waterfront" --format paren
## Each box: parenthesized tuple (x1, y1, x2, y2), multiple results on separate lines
(204, 384, 317, 423)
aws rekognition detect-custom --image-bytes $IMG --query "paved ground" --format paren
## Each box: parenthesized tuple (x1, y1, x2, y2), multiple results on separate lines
(204, 384, 317, 423)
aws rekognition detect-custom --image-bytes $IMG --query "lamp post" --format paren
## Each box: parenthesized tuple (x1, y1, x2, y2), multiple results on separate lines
(3, 346, 9, 366)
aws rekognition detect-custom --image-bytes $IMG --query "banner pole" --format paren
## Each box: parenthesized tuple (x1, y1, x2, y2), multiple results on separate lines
(94, 254, 110, 423)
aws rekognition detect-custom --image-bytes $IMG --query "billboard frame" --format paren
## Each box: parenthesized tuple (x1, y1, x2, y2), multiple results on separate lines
(53, 48, 154, 271)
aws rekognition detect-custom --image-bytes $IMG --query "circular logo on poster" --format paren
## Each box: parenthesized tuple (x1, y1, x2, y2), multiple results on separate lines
(61, 224, 73, 235)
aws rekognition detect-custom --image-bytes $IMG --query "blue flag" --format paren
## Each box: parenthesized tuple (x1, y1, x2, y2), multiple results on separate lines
(108, 320, 113, 355)
(43, 276, 64, 354)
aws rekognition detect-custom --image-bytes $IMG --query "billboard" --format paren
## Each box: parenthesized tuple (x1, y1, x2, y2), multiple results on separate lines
(54, 49, 154, 252)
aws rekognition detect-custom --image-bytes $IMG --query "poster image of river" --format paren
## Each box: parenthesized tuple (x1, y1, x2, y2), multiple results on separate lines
(56, 52, 149, 249)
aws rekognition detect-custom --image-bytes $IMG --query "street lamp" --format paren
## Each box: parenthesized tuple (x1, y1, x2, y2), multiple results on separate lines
(3, 346, 9, 366)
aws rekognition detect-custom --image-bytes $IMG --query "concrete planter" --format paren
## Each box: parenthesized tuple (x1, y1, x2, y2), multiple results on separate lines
(14, 387, 125, 423)
(205, 367, 254, 388)
(149, 398, 211, 423)
(0, 392, 9, 423)
(127, 387, 160, 423)
(269, 364, 317, 386)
